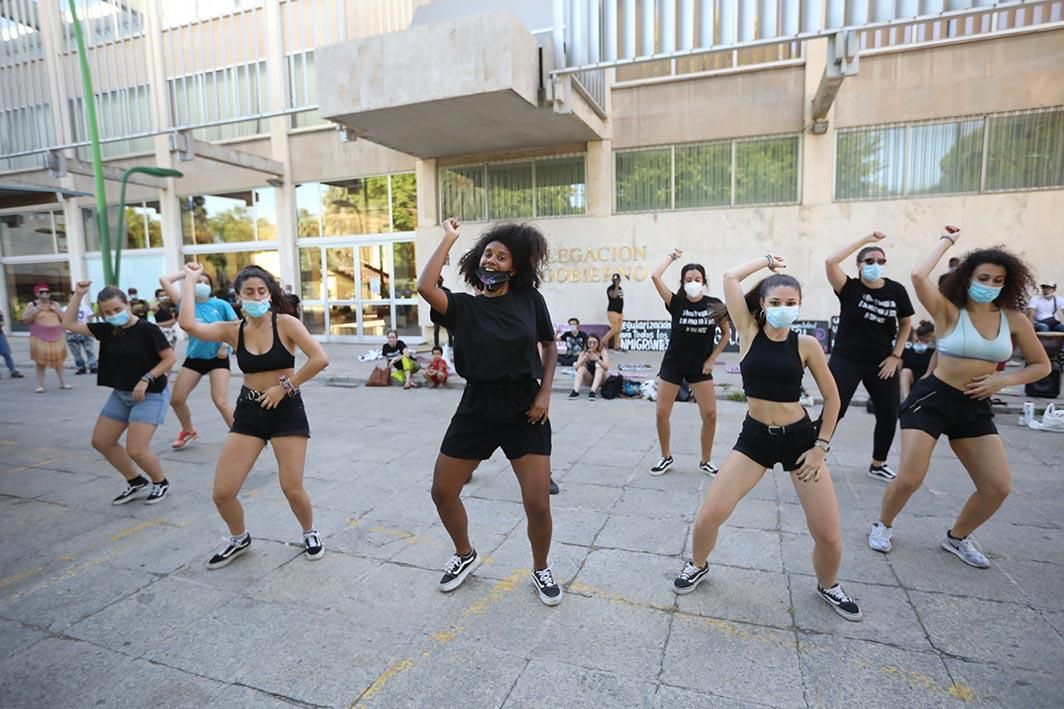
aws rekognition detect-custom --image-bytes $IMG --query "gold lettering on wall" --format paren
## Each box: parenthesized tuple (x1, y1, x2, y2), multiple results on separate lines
(542, 244, 649, 285)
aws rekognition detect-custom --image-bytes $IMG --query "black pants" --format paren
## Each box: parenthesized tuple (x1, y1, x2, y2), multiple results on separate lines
(829, 354, 899, 461)
(433, 323, 451, 348)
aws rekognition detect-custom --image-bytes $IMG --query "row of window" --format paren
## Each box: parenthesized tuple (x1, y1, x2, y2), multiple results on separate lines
(438, 155, 587, 223)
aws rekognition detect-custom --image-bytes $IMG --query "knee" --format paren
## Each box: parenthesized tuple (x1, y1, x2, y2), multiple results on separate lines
(170, 391, 187, 407)
(126, 445, 153, 465)
(892, 473, 923, 496)
(212, 394, 229, 411)
(810, 527, 843, 553)
(655, 405, 671, 423)
(212, 484, 238, 507)
(431, 482, 457, 508)
(981, 478, 1011, 503)
(280, 478, 306, 502)
(696, 501, 729, 530)
(524, 497, 551, 523)
(700, 407, 718, 425)
(91, 435, 110, 453)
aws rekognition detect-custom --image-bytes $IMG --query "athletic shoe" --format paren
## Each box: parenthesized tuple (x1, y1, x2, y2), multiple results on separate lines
(817, 583, 863, 621)
(941, 532, 989, 568)
(649, 456, 674, 476)
(699, 461, 719, 477)
(89, 367, 97, 374)
(673, 561, 709, 594)
(867, 521, 893, 553)
(868, 463, 897, 481)
(75, 368, 87, 375)
(588, 391, 597, 401)
(303, 529, 325, 560)
(531, 567, 563, 606)
(10, 371, 24, 378)
(438, 549, 480, 592)
(171, 430, 198, 450)
(568, 391, 580, 399)
(206, 533, 251, 569)
(112, 478, 150, 505)
(549, 477, 559, 495)
(60, 384, 73, 390)
(144, 479, 170, 505)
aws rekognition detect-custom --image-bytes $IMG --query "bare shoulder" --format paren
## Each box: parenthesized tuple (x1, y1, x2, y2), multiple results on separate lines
(797, 334, 826, 363)
(276, 313, 305, 330)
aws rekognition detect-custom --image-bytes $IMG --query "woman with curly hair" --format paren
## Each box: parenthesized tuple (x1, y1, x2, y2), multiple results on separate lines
(868, 227, 1050, 568)
(417, 218, 562, 606)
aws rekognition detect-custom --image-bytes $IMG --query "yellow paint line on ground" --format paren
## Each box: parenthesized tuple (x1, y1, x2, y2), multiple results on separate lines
(109, 518, 163, 542)
(368, 525, 419, 543)
(568, 579, 671, 612)
(0, 566, 45, 590)
(881, 665, 976, 702)
(460, 569, 525, 619)
(351, 658, 415, 707)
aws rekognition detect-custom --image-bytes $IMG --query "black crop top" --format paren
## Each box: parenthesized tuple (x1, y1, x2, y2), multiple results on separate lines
(740, 329, 803, 402)
(236, 312, 295, 374)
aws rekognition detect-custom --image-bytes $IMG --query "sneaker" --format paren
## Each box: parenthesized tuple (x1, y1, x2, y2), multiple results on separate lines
(60, 384, 73, 390)
(303, 529, 325, 560)
(171, 430, 198, 450)
(75, 368, 87, 375)
(649, 456, 674, 476)
(112, 479, 150, 505)
(144, 480, 170, 505)
(868, 463, 897, 481)
(699, 461, 719, 477)
(817, 583, 863, 621)
(531, 567, 563, 606)
(10, 371, 24, 378)
(588, 391, 597, 401)
(549, 477, 559, 495)
(206, 533, 251, 569)
(867, 521, 893, 553)
(673, 561, 709, 594)
(568, 391, 580, 399)
(438, 549, 480, 592)
(89, 367, 97, 374)
(941, 532, 989, 568)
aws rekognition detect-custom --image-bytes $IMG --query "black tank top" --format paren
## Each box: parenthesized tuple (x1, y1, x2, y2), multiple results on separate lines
(236, 312, 295, 374)
(740, 329, 803, 402)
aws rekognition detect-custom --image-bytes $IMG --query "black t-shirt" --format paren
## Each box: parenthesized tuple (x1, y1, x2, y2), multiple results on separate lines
(662, 293, 723, 373)
(901, 344, 934, 379)
(606, 284, 624, 313)
(832, 277, 915, 361)
(559, 330, 589, 358)
(432, 288, 554, 381)
(154, 304, 175, 323)
(381, 341, 407, 359)
(87, 319, 170, 392)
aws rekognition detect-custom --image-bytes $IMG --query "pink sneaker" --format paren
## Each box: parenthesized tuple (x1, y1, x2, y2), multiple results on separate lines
(171, 430, 198, 450)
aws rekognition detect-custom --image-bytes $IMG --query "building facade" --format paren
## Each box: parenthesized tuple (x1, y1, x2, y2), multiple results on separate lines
(2, 0, 1062, 342)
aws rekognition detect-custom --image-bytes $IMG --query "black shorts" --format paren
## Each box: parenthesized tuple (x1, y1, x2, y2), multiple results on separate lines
(899, 374, 997, 440)
(441, 378, 551, 461)
(230, 386, 310, 440)
(659, 360, 713, 385)
(183, 357, 230, 375)
(732, 413, 819, 471)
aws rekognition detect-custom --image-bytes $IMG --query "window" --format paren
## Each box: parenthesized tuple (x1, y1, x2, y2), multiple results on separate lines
(84, 202, 164, 251)
(616, 136, 800, 213)
(439, 155, 586, 222)
(288, 51, 326, 128)
(168, 61, 269, 141)
(835, 126, 906, 200)
(180, 188, 278, 245)
(986, 109, 1064, 192)
(0, 105, 54, 171)
(295, 174, 417, 237)
(0, 211, 66, 257)
(69, 86, 154, 160)
(186, 250, 281, 296)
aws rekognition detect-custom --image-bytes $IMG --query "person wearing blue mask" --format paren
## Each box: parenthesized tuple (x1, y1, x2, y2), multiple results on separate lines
(159, 270, 239, 450)
(62, 281, 175, 505)
(869, 227, 1050, 569)
(672, 253, 862, 622)
(825, 232, 915, 482)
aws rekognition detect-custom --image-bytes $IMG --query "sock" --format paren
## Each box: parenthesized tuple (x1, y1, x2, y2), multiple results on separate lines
(130, 475, 149, 487)
(233, 531, 249, 542)
(947, 529, 963, 542)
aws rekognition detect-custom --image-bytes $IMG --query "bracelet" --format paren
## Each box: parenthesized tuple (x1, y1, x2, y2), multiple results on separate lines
(278, 375, 299, 397)
(940, 235, 956, 245)
(814, 439, 831, 452)
(140, 373, 155, 384)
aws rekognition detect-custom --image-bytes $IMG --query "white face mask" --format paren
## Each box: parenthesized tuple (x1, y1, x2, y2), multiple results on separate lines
(683, 281, 704, 298)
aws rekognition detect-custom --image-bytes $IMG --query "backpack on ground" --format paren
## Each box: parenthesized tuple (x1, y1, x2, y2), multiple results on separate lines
(600, 374, 624, 399)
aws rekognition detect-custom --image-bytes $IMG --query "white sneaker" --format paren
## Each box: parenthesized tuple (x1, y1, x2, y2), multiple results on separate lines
(649, 456, 673, 476)
(941, 532, 990, 568)
(867, 521, 893, 553)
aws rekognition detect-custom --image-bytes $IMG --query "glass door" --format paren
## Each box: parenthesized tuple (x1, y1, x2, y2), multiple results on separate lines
(326, 247, 358, 337)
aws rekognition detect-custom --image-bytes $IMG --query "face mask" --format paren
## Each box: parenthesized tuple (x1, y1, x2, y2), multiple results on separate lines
(242, 298, 271, 318)
(37, 292, 50, 300)
(569, 326, 579, 334)
(476, 268, 510, 292)
(683, 281, 704, 298)
(764, 305, 800, 329)
(912, 342, 929, 354)
(194, 283, 212, 300)
(968, 281, 1002, 304)
(861, 264, 885, 281)
(105, 310, 130, 327)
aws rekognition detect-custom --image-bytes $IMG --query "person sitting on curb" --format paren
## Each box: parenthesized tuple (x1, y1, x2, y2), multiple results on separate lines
(569, 333, 609, 400)
(424, 345, 450, 388)
(556, 318, 588, 367)
(381, 329, 419, 388)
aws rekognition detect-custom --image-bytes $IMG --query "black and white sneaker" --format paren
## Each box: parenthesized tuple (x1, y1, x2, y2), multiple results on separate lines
(144, 479, 170, 505)
(649, 456, 674, 476)
(112, 478, 150, 505)
(568, 391, 580, 399)
(673, 561, 709, 594)
(699, 461, 719, 477)
(817, 583, 863, 622)
(531, 567, 563, 606)
(206, 533, 252, 569)
(868, 463, 897, 481)
(588, 391, 597, 401)
(438, 549, 480, 592)
(303, 529, 325, 560)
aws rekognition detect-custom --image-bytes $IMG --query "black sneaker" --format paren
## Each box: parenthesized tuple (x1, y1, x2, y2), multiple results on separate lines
(549, 477, 559, 495)
(89, 367, 98, 374)
(649, 456, 674, 476)
(673, 561, 709, 594)
(10, 371, 24, 378)
(568, 391, 580, 399)
(75, 367, 87, 375)
(868, 464, 896, 481)
(303, 529, 325, 560)
(531, 567, 563, 606)
(817, 583, 863, 622)
(144, 479, 170, 505)
(588, 391, 596, 400)
(112, 478, 150, 505)
(438, 549, 480, 592)
(206, 533, 252, 569)
(699, 461, 719, 477)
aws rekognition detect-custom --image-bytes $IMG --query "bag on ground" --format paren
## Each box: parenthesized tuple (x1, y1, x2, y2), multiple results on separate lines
(600, 374, 624, 399)
(366, 360, 391, 387)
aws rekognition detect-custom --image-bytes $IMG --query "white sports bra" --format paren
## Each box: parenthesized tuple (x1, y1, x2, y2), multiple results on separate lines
(937, 308, 1012, 363)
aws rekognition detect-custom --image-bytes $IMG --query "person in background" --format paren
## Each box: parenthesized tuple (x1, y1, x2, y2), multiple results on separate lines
(1026, 281, 1064, 332)
(381, 329, 419, 389)
(938, 257, 961, 287)
(66, 290, 99, 375)
(569, 333, 609, 400)
(0, 310, 25, 379)
(283, 284, 302, 318)
(23, 283, 71, 393)
(127, 287, 150, 318)
(152, 288, 179, 351)
(556, 317, 588, 367)
(423, 345, 450, 388)
(900, 320, 936, 400)
(605, 273, 626, 351)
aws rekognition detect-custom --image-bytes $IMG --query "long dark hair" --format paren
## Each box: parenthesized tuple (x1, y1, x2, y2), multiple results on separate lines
(457, 223, 549, 291)
(679, 263, 707, 290)
(915, 319, 934, 338)
(233, 266, 291, 315)
(856, 245, 885, 263)
(710, 273, 802, 324)
(96, 286, 128, 304)
(939, 246, 1034, 311)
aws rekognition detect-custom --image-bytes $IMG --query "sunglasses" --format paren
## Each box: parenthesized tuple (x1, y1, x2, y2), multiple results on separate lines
(861, 258, 887, 265)
(37, 290, 51, 295)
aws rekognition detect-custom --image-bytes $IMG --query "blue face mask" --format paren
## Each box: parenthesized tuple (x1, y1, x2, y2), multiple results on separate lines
(861, 264, 885, 281)
(105, 309, 130, 327)
(242, 298, 271, 318)
(968, 281, 1002, 304)
(194, 283, 212, 300)
(912, 342, 930, 354)
(764, 305, 800, 329)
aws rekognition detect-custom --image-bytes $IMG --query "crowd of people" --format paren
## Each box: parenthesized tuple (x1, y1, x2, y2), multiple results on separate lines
(2, 219, 1057, 617)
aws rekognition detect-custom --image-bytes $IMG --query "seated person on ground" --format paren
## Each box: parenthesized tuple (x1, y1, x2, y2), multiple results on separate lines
(900, 320, 936, 400)
(556, 317, 588, 366)
(569, 334, 609, 400)
(381, 329, 419, 389)
(423, 346, 450, 388)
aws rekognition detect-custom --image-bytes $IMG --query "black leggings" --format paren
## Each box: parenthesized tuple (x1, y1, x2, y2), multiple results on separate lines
(829, 354, 900, 461)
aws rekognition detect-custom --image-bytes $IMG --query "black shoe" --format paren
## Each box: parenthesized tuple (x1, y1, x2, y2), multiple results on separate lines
(588, 391, 596, 400)
(817, 583, 863, 622)
(549, 477, 559, 495)
(303, 529, 325, 560)
(206, 533, 252, 569)
(89, 367, 98, 374)
(438, 549, 480, 592)
(112, 478, 150, 505)
(568, 391, 580, 399)
(649, 456, 674, 476)
(531, 567, 563, 606)
(868, 464, 896, 481)
(10, 371, 24, 378)
(673, 561, 709, 594)
(144, 479, 170, 504)
(75, 368, 87, 375)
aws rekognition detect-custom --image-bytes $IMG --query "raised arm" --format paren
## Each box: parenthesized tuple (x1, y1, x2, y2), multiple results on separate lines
(417, 218, 460, 316)
(911, 225, 960, 320)
(61, 282, 93, 337)
(158, 270, 186, 304)
(651, 250, 681, 304)
(722, 254, 785, 334)
(178, 262, 236, 345)
(825, 232, 884, 292)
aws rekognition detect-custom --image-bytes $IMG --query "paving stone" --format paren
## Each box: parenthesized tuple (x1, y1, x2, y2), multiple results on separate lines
(688, 525, 784, 573)
(653, 684, 778, 708)
(571, 548, 680, 610)
(675, 565, 793, 629)
(503, 659, 657, 709)
(244, 549, 379, 608)
(595, 514, 689, 556)
(548, 481, 625, 512)
(942, 658, 1061, 708)
(0, 617, 48, 660)
(479, 533, 586, 585)
(551, 506, 609, 546)
(994, 557, 1064, 611)
(174, 537, 303, 594)
(780, 530, 899, 586)
(206, 683, 304, 707)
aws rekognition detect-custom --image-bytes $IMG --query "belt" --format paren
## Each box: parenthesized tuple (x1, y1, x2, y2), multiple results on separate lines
(745, 414, 817, 436)
(238, 386, 267, 404)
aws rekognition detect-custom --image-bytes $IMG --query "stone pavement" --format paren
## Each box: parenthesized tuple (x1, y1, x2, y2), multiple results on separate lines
(0, 342, 1062, 708)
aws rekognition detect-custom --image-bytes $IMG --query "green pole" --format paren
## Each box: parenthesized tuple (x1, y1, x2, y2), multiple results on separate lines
(114, 167, 183, 285)
(67, 0, 112, 285)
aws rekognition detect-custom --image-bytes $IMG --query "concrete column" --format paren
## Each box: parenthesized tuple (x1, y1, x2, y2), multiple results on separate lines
(416, 158, 438, 227)
(586, 139, 613, 217)
(63, 199, 88, 283)
(264, 0, 297, 289)
(802, 38, 835, 207)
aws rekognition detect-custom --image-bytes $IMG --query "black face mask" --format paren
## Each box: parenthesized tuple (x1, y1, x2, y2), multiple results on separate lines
(476, 268, 511, 292)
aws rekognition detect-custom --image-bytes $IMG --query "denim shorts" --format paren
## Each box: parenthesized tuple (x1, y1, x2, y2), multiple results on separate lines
(100, 387, 171, 427)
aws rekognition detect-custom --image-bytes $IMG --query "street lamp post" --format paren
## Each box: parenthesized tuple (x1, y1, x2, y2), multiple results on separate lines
(113, 167, 183, 284)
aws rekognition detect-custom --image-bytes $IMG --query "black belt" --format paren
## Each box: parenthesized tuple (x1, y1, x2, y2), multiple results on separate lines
(744, 414, 817, 436)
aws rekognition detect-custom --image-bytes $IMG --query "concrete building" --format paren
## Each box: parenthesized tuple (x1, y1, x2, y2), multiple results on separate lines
(2, 0, 1062, 345)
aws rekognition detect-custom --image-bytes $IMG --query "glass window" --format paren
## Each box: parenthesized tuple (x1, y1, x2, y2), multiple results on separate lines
(393, 242, 417, 299)
(835, 127, 906, 200)
(361, 303, 390, 337)
(390, 173, 417, 232)
(289, 51, 326, 128)
(188, 250, 280, 296)
(296, 182, 323, 237)
(326, 247, 356, 301)
(321, 177, 390, 236)
(360, 245, 390, 301)
(675, 141, 731, 209)
(329, 304, 358, 336)
(302, 304, 325, 335)
(70, 86, 153, 160)
(439, 165, 487, 222)
(254, 189, 278, 241)
(735, 136, 800, 205)
(0, 105, 56, 171)
(442, 157, 587, 222)
(299, 247, 322, 301)
(395, 304, 419, 336)
(615, 148, 671, 212)
(169, 61, 269, 141)
(535, 156, 586, 217)
(181, 189, 278, 245)
(0, 212, 56, 257)
(986, 109, 1064, 192)
(487, 162, 534, 219)
(909, 119, 985, 195)
(4, 261, 71, 331)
